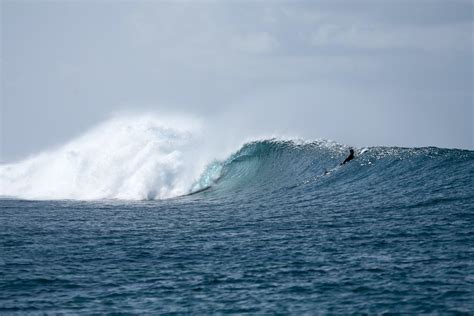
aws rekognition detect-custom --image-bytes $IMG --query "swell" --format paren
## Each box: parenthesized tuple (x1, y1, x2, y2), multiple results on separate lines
(1, 115, 472, 201)
(189, 139, 346, 194)
(189, 140, 474, 203)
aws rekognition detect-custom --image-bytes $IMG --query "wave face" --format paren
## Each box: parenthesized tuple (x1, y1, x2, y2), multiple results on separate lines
(190, 139, 344, 193)
(1, 116, 473, 202)
(191, 140, 474, 204)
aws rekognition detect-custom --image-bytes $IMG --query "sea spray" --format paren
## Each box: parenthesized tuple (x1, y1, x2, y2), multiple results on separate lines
(0, 115, 210, 200)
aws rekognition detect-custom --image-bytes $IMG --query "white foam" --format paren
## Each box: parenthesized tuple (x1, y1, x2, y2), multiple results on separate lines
(0, 115, 210, 200)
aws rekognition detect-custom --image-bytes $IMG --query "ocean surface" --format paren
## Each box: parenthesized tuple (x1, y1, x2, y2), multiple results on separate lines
(1, 118, 473, 313)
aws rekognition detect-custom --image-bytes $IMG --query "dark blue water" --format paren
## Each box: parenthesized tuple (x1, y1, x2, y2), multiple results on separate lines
(1, 141, 473, 313)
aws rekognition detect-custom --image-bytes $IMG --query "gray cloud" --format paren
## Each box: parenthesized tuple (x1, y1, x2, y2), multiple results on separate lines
(1, 1, 472, 161)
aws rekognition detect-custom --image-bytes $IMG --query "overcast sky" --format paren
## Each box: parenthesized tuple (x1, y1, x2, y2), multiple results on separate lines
(1, 0, 473, 161)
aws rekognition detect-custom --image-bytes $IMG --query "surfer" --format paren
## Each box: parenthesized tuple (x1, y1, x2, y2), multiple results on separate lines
(340, 148, 355, 165)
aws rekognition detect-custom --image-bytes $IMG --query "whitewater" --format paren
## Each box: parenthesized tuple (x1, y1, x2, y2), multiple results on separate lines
(1, 115, 473, 313)
(0, 115, 217, 200)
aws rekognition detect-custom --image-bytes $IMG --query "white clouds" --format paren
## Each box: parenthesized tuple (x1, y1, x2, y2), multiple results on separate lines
(230, 31, 279, 54)
(128, 3, 281, 57)
(126, 2, 472, 61)
(307, 22, 455, 52)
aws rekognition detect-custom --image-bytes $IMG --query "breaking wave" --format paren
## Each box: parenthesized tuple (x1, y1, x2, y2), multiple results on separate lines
(1, 115, 473, 201)
(0, 115, 209, 200)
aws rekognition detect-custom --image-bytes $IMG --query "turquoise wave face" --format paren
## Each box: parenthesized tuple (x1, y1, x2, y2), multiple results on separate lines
(190, 139, 474, 204)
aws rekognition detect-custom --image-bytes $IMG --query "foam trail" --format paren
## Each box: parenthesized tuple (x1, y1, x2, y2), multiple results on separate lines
(0, 115, 207, 200)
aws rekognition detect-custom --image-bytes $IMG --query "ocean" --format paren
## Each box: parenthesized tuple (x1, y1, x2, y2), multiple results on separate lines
(1, 118, 473, 314)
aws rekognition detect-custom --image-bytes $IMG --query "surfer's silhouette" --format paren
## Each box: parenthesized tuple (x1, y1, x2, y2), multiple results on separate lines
(340, 149, 355, 165)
